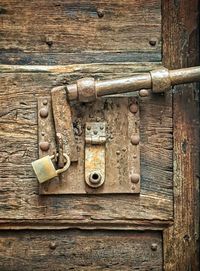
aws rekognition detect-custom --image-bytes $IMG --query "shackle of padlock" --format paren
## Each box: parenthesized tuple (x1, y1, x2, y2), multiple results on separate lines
(32, 153, 70, 183)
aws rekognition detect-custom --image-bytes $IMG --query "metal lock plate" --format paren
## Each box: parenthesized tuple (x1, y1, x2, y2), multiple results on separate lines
(38, 97, 140, 194)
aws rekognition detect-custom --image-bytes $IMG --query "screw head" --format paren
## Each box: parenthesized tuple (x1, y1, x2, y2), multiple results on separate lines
(149, 38, 157, 46)
(49, 242, 57, 250)
(131, 135, 140, 145)
(39, 141, 50, 151)
(129, 103, 138, 114)
(97, 8, 104, 18)
(151, 243, 158, 251)
(131, 173, 140, 183)
(43, 99, 48, 105)
(139, 89, 149, 97)
(40, 108, 48, 118)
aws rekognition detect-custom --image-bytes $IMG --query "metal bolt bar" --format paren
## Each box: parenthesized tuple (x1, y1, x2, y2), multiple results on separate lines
(66, 66, 200, 102)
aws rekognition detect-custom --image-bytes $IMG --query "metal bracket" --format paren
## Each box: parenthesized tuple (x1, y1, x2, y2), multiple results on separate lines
(85, 122, 106, 189)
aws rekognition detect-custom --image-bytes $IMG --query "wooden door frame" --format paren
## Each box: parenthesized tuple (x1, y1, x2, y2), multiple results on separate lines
(162, 0, 199, 270)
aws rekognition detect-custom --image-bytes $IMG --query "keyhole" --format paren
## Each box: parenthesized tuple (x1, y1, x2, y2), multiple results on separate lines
(89, 172, 102, 185)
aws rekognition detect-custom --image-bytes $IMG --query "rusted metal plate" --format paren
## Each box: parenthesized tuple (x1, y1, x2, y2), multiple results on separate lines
(39, 97, 140, 194)
(37, 97, 59, 194)
(51, 86, 78, 162)
(85, 122, 106, 190)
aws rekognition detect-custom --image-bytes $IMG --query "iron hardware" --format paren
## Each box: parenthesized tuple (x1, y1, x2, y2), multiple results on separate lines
(32, 65, 200, 194)
(66, 66, 200, 102)
(85, 122, 106, 188)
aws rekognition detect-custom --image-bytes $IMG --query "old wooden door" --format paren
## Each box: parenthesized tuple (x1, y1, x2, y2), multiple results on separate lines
(0, 1, 199, 270)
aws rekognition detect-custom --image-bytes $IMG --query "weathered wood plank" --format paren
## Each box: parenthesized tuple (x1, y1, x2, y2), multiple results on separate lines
(162, 0, 199, 270)
(0, 230, 163, 271)
(0, 63, 173, 227)
(0, 0, 161, 64)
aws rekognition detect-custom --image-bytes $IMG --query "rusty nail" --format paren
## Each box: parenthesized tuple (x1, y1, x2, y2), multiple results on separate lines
(131, 135, 140, 145)
(43, 99, 48, 105)
(39, 141, 50, 151)
(139, 89, 149, 97)
(97, 8, 104, 18)
(129, 103, 138, 114)
(151, 243, 158, 251)
(40, 108, 48, 118)
(49, 241, 57, 250)
(149, 38, 157, 46)
(131, 173, 140, 183)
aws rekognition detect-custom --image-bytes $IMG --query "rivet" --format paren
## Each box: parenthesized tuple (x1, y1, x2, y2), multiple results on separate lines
(87, 126, 91, 130)
(39, 141, 50, 151)
(100, 125, 104, 130)
(96, 117, 101, 122)
(40, 108, 48, 118)
(43, 99, 48, 105)
(132, 185, 135, 190)
(41, 132, 45, 136)
(131, 135, 140, 145)
(93, 130, 98, 135)
(122, 148, 126, 152)
(116, 151, 120, 155)
(131, 173, 140, 183)
(97, 8, 104, 18)
(139, 89, 149, 97)
(129, 103, 138, 114)
(149, 38, 157, 46)
(49, 242, 57, 250)
(151, 243, 158, 251)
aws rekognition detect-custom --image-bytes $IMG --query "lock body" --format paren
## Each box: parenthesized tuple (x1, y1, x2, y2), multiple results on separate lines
(32, 155, 58, 183)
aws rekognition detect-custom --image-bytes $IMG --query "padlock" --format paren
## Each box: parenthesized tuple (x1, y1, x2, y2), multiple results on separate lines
(32, 153, 70, 183)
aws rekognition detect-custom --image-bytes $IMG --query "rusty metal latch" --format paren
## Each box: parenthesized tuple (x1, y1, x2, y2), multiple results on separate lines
(66, 66, 200, 102)
(32, 65, 200, 194)
(85, 122, 106, 188)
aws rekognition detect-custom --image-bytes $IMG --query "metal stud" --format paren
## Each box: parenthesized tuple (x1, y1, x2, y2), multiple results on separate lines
(39, 108, 48, 118)
(131, 173, 140, 183)
(39, 141, 50, 151)
(129, 103, 138, 114)
(131, 135, 140, 145)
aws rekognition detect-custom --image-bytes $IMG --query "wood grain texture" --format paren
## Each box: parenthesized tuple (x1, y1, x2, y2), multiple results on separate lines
(162, 0, 199, 270)
(0, 230, 163, 271)
(0, 0, 161, 64)
(0, 63, 173, 228)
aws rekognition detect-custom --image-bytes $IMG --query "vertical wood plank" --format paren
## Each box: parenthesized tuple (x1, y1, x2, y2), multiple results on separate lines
(162, 0, 199, 270)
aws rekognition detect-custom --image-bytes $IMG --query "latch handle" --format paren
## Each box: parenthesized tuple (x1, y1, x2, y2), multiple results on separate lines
(66, 66, 200, 102)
